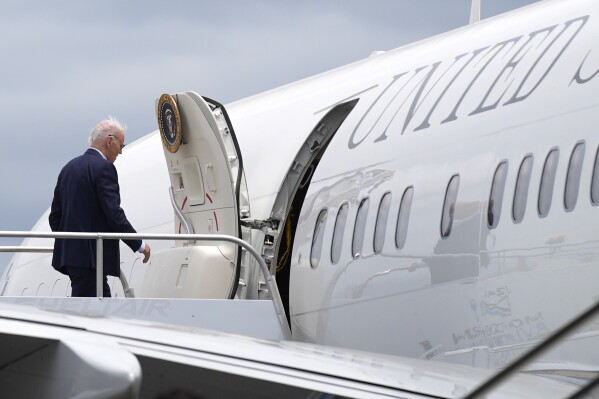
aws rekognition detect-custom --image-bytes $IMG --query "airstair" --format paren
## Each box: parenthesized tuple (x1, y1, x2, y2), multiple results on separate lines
(0, 230, 290, 340)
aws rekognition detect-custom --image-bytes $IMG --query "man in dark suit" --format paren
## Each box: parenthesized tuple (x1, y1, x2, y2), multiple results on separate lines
(49, 117, 151, 297)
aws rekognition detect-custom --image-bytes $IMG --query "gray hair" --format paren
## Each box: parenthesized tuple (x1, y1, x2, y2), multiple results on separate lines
(89, 116, 127, 146)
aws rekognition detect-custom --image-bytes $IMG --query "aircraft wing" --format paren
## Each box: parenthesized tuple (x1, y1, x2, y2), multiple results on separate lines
(0, 301, 576, 399)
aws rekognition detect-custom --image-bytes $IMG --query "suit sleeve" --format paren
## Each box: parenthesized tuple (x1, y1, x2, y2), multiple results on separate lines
(95, 163, 142, 252)
(49, 174, 62, 232)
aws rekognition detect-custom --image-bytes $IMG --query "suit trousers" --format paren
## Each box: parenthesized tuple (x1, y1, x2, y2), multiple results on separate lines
(66, 267, 111, 297)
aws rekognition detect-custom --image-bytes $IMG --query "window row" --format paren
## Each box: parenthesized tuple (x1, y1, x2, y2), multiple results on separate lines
(310, 141, 599, 268)
(488, 141, 599, 228)
(310, 187, 414, 268)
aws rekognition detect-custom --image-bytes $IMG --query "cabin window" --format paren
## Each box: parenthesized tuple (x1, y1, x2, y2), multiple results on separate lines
(441, 175, 460, 238)
(592, 146, 599, 206)
(352, 198, 370, 258)
(512, 155, 533, 223)
(310, 209, 327, 268)
(488, 162, 508, 229)
(331, 203, 349, 264)
(538, 149, 559, 218)
(395, 186, 414, 249)
(564, 141, 585, 212)
(374, 192, 392, 254)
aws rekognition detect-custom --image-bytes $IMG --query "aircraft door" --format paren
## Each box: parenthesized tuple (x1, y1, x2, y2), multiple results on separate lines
(140, 92, 249, 299)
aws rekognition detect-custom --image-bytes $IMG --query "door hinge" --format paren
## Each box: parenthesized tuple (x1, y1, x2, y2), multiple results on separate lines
(240, 218, 280, 230)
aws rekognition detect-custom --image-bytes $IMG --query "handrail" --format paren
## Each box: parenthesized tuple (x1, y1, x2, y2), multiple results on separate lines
(169, 186, 194, 236)
(0, 245, 133, 298)
(0, 230, 291, 339)
(0, 246, 53, 253)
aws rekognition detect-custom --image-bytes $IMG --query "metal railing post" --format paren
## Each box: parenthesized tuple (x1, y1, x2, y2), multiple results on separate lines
(96, 236, 103, 298)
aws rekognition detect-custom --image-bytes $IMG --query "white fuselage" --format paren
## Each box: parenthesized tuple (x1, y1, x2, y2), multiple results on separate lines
(3, 0, 599, 371)
(288, 0, 599, 367)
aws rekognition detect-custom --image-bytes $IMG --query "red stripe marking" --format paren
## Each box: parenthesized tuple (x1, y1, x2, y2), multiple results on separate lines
(213, 211, 219, 231)
(178, 196, 188, 234)
(206, 193, 213, 203)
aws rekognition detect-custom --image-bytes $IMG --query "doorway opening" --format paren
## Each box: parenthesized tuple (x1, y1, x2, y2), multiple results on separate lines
(270, 99, 359, 321)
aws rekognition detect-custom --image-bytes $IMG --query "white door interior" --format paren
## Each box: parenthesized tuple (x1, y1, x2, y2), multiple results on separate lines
(140, 92, 247, 299)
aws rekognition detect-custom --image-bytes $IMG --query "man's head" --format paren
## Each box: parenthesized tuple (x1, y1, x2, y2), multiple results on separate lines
(89, 116, 127, 163)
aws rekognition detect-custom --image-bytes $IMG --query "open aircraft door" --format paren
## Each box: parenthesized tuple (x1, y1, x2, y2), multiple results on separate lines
(140, 92, 250, 299)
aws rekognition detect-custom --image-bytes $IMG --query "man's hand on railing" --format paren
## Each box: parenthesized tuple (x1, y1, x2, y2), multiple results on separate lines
(142, 243, 151, 263)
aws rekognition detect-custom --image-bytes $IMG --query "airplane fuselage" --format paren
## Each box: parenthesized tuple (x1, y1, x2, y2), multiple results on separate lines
(287, 0, 599, 367)
(3, 0, 599, 372)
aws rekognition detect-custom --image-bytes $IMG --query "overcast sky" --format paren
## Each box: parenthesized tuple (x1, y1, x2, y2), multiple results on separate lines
(0, 0, 540, 271)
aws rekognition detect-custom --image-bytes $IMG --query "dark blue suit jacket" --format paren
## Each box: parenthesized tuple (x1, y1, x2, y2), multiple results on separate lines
(49, 149, 142, 277)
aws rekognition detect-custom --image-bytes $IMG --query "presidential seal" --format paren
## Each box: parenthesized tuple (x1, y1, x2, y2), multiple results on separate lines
(157, 93, 182, 153)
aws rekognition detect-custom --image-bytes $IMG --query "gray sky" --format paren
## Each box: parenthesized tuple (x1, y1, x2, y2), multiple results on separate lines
(0, 0, 539, 272)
